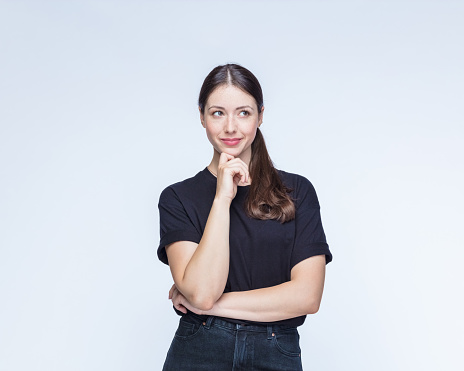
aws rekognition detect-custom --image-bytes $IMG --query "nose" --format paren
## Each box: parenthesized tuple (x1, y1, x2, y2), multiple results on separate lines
(224, 116, 237, 133)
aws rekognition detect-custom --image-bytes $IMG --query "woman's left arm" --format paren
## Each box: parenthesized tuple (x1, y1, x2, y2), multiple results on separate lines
(170, 254, 326, 322)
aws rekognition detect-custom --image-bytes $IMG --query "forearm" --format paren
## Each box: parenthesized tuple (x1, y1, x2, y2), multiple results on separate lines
(195, 256, 326, 321)
(177, 197, 231, 308)
(203, 281, 321, 322)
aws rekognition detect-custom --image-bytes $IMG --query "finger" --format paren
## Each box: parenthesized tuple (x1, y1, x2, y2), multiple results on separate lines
(171, 291, 188, 314)
(174, 303, 188, 314)
(226, 164, 249, 184)
(233, 172, 243, 185)
(169, 285, 175, 299)
(219, 152, 235, 164)
(224, 159, 249, 180)
(168, 284, 176, 299)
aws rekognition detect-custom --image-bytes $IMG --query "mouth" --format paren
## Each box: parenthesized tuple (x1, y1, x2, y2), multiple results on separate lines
(220, 138, 242, 146)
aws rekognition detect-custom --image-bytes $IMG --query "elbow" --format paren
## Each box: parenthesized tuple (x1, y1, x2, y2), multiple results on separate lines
(192, 299, 215, 312)
(188, 292, 216, 311)
(306, 302, 320, 314)
(177, 280, 222, 311)
(303, 297, 322, 315)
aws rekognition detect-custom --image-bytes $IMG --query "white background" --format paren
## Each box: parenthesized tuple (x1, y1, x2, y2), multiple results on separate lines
(1, 1, 463, 370)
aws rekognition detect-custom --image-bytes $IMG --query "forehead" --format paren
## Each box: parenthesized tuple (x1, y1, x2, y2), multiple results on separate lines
(206, 85, 257, 109)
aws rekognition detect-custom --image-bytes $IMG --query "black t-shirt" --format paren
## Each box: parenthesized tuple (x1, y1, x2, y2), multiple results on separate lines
(157, 167, 332, 327)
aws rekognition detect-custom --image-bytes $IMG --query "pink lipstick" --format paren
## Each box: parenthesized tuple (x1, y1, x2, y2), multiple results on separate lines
(221, 138, 241, 146)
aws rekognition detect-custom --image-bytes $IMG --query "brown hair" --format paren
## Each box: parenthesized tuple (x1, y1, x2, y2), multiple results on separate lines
(199, 64, 295, 223)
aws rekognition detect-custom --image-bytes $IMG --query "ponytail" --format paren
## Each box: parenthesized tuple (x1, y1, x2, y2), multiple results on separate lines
(246, 128, 295, 223)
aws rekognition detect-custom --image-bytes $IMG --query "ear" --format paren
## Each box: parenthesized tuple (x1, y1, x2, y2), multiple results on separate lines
(258, 106, 264, 127)
(199, 107, 205, 128)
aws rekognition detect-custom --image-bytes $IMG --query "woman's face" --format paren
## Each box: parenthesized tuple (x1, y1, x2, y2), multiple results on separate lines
(200, 84, 263, 164)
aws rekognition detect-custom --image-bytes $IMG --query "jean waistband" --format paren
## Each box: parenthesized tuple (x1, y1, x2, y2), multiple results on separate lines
(184, 312, 297, 334)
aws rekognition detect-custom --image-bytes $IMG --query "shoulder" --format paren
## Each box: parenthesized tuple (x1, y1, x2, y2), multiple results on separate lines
(159, 168, 213, 204)
(277, 169, 317, 195)
(277, 169, 314, 189)
(277, 169, 320, 208)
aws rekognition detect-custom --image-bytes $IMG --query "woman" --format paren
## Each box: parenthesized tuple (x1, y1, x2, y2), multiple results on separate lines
(157, 64, 332, 370)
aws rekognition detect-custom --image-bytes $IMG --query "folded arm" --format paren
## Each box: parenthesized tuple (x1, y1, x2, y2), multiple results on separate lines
(171, 254, 327, 322)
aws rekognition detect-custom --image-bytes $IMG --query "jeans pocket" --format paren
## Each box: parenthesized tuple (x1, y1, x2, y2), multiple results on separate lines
(272, 329, 301, 357)
(174, 317, 204, 340)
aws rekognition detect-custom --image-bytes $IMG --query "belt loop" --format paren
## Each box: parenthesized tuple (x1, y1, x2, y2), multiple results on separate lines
(267, 325, 273, 340)
(204, 316, 214, 329)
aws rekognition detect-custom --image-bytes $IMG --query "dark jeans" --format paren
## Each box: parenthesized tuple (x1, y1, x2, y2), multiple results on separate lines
(162, 314, 303, 371)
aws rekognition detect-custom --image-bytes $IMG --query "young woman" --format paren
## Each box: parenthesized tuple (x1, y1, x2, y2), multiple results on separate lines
(157, 64, 332, 370)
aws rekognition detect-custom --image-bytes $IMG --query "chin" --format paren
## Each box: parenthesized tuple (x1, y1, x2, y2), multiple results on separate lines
(221, 149, 242, 157)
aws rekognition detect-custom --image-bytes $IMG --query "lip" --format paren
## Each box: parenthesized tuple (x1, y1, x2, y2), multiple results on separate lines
(220, 138, 242, 146)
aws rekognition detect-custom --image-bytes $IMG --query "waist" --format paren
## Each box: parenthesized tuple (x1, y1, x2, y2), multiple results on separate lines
(184, 311, 298, 332)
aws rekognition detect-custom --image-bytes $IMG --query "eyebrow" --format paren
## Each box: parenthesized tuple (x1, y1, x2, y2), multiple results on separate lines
(208, 105, 255, 111)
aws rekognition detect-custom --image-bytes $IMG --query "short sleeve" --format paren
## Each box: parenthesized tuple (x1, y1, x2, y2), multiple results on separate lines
(290, 177, 332, 269)
(157, 186, 202, 265)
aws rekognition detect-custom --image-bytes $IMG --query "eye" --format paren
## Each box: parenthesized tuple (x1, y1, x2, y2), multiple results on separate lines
(212, 111, 223, 117)
(239, 110, 250, 117)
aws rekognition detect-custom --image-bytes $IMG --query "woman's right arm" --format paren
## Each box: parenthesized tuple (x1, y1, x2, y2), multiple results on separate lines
(165, 153, 248, 311)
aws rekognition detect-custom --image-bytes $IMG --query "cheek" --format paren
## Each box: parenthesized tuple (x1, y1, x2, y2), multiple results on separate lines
(206, 132, 215, 146)
(204, 125, 219, 145)
(244, 124, 259, 140)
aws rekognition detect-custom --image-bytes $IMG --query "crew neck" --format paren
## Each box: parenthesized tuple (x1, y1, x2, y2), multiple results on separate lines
(202, 167, 250, 188)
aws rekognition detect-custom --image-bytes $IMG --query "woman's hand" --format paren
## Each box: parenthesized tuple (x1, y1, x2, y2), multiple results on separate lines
(215, 152, 250, 202)
(169, 284, 206, 315)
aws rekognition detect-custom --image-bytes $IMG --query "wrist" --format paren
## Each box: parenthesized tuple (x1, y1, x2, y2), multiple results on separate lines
(213, 196, 232, 207)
